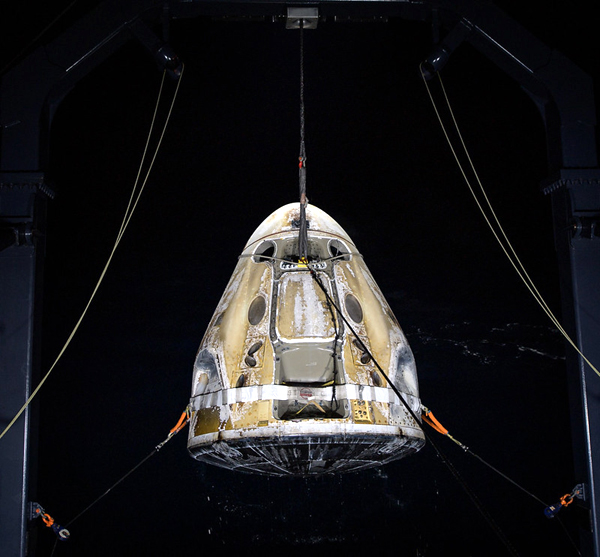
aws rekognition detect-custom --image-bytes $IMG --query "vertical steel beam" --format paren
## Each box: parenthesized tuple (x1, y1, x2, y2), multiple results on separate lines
(0, 174, 49, 556)
(546, 170, 600, 555)
(0, 4, 168, 553)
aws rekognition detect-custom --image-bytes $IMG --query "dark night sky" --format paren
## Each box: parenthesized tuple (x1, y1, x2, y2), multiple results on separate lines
(2, 1, 599, 555)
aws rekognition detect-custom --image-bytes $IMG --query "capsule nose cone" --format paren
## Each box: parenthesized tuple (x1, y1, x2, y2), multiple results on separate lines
(243, 203, 356, 253)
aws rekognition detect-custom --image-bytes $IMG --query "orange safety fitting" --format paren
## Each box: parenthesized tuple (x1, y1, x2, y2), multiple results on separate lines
(169, 409, 190, 435)
(559, 493, 575, 507)
(544, 484, 585, 518)
(421, 407, 449, 435)
(31, 503, 71, 541)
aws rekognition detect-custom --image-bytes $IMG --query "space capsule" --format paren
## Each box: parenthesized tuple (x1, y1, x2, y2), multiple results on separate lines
(187, 203, 424, 475)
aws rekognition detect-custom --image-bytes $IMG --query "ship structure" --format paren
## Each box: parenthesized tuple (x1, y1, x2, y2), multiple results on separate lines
(187, 203, 424, 475)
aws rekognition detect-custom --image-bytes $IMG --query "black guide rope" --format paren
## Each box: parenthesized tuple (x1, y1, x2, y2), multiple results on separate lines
(307, 265, 520, 556)
(48, 449, 160, 557)
(64, 450, 158, 530)
(309, 262, 581, 555)
(46, 410, 190, 557)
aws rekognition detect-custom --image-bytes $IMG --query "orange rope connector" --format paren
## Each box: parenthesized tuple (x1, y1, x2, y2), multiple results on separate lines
(421, 406, 449, 435)
(559, 493, 576, 508)
(544, 484, 585, 518)
(421, 405, 469, 451)
(31, 503, 70, 541)
(169, 408, 190, 435)
(560, 494, 573, 507)
(156, 407, 191, 451)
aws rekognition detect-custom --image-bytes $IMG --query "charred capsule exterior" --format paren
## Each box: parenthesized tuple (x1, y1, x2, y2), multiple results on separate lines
(187, 203, 424, 475)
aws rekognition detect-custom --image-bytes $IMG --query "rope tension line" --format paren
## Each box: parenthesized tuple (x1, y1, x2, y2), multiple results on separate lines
(418, 66, 586, 554)
(0, 65, 185, 442)
(306, 265, 519, 556)
(421, 405, 582, 555)
(64, 408, 190, 529)
(419, 64, 600, 380)
(421, 406, 548, 507)
(33, 409, 188, 555)
(247, 252, 553, 520)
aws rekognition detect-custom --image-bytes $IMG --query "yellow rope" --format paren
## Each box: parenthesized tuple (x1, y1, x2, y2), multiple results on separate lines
(0, 65, 185, 441)
(419, 64, 599, 379)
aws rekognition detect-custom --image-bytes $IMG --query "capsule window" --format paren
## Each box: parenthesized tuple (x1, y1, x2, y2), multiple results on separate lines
(371, 370, 383, 387)
(213, 313, 224, 327)
(253, 241, 276, 263)
(192, 350, 220, 396)
(248, 296, 266, 325)
(328, 239, 350, 261)
(395, 344, 418, 397)
(345, 293, 363, 323)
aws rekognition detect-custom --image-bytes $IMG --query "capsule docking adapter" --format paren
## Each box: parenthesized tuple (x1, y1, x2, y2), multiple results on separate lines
(187, 203, 425, 476)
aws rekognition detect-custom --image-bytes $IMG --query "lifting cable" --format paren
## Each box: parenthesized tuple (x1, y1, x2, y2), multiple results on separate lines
(294, 22, 342, 409)
(0, 65, 185, 442)
(419, 65, 600, 380)
(297, 21, 309, 263)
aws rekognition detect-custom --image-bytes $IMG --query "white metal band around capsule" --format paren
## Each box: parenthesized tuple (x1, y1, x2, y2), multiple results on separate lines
(190, 384, 420, 413)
